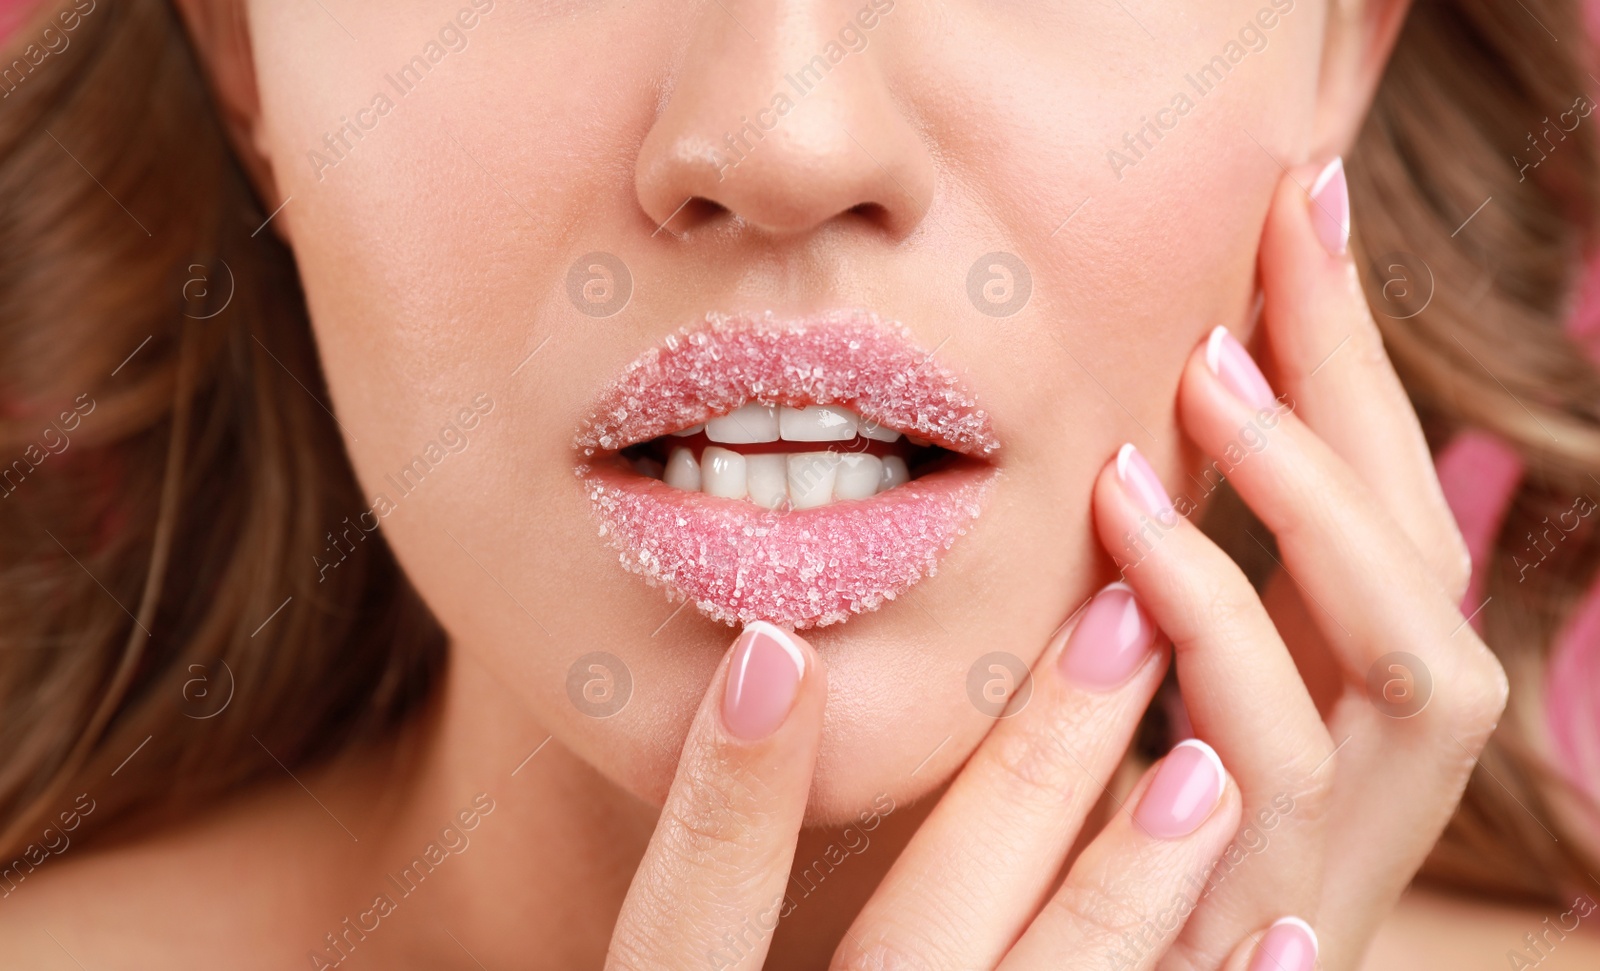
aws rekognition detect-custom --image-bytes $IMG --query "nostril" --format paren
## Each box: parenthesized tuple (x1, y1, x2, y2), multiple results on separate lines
(652, 196, 728, 236)
(847, 201, 895, 229)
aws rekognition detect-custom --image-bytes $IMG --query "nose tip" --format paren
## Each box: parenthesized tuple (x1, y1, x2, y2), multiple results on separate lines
(633, 3, 934, 240)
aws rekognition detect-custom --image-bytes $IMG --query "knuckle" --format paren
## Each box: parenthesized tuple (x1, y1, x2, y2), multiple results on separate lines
(831, 937, 954, 971)
(1426, 647, 1509, 743)
(1047, 880, 1146, 948)
(982, 709, 1091, 803)
(659, 768, 763, 865)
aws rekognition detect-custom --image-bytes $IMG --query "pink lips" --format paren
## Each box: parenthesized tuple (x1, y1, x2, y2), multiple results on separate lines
(575, 311, 1000, 629)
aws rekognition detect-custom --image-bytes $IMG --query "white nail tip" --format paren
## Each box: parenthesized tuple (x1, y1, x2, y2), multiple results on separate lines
(1173, 738, 1227, 785)
(1267, 916, 1319, 955)
(1114, 442, 1138, 482)
(1203, 325, 1229, 376)
(1309, 157, 1343, 198)
(741, 620, 806, 678)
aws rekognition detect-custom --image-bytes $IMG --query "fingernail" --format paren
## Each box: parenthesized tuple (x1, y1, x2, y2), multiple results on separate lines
(1204, 326, 1278, 411)
(1309, 156, 1349, 255)
(1115, 443, 1174, 519)
(722, 621, 806, 740)
(1134, 739, 1226, 839)
(1059, 582, 1159, 689)
(1249, 917, 1319, 971)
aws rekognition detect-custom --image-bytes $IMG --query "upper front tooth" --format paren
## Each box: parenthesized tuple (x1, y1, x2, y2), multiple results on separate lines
(664, 447, 701, 491)
(779, 405, 857, 442)
(705, 403, 778, 444)
(787, 452, 839, 509)
(859, 419, 901, 443)
(700, 446, 747, 499)
(670, 424, 704, 438)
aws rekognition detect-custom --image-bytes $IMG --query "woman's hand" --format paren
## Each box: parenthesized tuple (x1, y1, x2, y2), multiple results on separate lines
(606, 602, 1249, 971)
(1091, 159, 1509, 971)
(603, 160, 1507, 971)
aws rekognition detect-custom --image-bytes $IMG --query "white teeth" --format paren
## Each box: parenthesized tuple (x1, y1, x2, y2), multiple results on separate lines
(859, 420, 901, 443)
(787, 452, 840, 509)
(904, 433, 930, 447)
(879, 455, 910, 492)
(705, 403, 779, 444)
(648, 403, 930, 506)
(834, 453, 882, 500)
(779, 405, 858, 442)
(663, 447, 701, 491)
(700, 446, 747, 499)
(745, 454, 788, 510)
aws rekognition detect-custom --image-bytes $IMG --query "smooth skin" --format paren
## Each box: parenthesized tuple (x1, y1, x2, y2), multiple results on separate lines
(5, 1, 1600, 968)
(597, 168, 1511, 970)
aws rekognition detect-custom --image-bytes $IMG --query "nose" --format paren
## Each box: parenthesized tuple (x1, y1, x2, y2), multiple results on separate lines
(634, 0, 935, 239)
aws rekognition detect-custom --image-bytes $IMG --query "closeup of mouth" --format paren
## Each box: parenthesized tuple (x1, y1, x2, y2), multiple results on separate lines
(575, 310, 1001, 630)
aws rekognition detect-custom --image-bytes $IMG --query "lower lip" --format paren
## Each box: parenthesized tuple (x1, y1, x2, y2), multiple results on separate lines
(580, 457, 999, 629)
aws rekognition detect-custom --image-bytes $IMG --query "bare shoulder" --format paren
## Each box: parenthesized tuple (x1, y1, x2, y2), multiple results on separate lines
(1363, 885, 1600, 970)
(0, 777, 373, 969)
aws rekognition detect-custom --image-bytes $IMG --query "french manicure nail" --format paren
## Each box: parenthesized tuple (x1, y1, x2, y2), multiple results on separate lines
(1309, 156, 1349, 255)
(1059, 582, 1159, 689)
(1248, 917, 1319, 971)
(1204, 325, 1278, 412)
(722, 621, 805, 740)
(1115, 443, 1174, 519)
(1134, 739, 1226, 839)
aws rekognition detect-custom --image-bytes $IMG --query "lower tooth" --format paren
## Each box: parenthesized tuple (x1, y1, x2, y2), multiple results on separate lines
(834, 453, 882, 500)
(788, 452, 839, 509)
(745, 454, 788, 510)
(664, 447, 701, 491)
(701, 446, 747, 499)
(878, 455, 910, 493)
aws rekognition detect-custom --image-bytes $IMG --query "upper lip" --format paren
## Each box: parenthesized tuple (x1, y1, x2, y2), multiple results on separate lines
(574, 309, 1001, 459)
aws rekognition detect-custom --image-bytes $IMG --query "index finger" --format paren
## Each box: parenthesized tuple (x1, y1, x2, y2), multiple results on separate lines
(607, 622, 826, 971)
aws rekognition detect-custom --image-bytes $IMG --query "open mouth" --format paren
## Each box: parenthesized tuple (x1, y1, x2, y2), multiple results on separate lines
(575, 311, 1001, 629)
(621, 402, 960, 509)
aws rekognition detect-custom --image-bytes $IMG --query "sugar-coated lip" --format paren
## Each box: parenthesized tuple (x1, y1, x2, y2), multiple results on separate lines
(574, 310, 1001, 456)
(575, 311, 1002, 629)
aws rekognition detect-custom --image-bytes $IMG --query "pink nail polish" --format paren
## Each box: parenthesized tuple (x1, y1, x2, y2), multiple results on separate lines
(1309, 156, 1349, 255)
(1059, 582, 1159, 689)
(1204, 326, 1278, 411)
(1134, 739, 1225, 839)
(1248, 917, 1319, 971)
(1115, 443, 1174, 519)
(722, 621, 805, 740)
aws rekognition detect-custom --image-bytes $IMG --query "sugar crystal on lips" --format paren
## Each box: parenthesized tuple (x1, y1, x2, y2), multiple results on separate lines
(575, 311, 1000, 629)
(574, 311, 1000, 458)
(582, 474, 995, 629)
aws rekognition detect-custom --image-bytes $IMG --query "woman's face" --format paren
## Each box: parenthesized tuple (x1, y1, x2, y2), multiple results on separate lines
(238, 0, 1329, 822)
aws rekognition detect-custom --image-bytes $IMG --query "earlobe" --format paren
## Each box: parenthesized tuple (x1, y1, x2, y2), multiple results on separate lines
(171, 0, 285, 236)
(1311, 0, 1413, 158)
